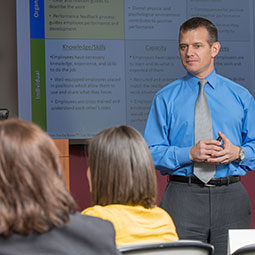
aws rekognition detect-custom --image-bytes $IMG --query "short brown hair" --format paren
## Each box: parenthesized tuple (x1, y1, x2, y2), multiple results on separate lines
(179, 17, 218, 45)
(88, 125, 157, 208)
(0, 119, 76, 236)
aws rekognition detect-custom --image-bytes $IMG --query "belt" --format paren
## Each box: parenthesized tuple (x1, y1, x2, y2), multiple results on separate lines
(169, 175, 240, 186)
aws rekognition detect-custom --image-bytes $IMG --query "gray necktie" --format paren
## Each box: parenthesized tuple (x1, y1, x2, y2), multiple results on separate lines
(193, 79, 215, 183)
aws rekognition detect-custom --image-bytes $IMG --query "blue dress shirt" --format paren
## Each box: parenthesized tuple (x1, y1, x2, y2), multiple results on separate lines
(144, 70, 255, 177)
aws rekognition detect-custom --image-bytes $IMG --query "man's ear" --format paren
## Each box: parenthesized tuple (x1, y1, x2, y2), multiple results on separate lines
(211, 41, 221, 58)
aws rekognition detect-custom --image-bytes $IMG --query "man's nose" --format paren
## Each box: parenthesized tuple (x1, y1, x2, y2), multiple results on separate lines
(186, 46, 194, 56)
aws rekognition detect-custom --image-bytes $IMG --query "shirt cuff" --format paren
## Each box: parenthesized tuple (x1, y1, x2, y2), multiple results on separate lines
(175, 146, 192, 166)
(241, 146, 251, 163)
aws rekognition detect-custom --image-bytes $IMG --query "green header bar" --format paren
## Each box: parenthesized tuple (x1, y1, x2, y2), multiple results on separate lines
(30, 39, 46, 130)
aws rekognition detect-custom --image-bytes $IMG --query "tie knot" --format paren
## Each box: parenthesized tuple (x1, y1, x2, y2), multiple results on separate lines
(199, 79, 207, 87)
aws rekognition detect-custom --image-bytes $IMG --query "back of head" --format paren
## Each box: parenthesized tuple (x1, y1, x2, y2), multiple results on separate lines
(88, 125, 157, 208)
(179, 16, 218, 45)
(0, 119, 76, 237)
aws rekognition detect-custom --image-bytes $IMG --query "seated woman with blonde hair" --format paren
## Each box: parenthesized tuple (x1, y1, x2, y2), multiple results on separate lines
(82, 125, 178, 246)
(0, 119, 119, 255)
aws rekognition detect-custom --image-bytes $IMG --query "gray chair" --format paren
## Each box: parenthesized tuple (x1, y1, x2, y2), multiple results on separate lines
(118, 240, 214, 255)
(232, 244, 255, 255)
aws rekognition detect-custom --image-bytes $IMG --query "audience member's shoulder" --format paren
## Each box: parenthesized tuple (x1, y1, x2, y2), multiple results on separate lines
(67, 213, 119, 254)
(153, 206, 174, 218)
(0, 213, 119, 255)
(70, 212, 114, 233)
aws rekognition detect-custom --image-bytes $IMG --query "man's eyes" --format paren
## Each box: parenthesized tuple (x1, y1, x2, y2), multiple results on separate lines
(179, 45, 187, 50)
(179, 44, 203, 50)
(194, 44, 202, 48)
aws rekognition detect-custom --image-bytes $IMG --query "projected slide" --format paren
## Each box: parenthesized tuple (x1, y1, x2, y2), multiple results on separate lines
(17, 0, 255, 140)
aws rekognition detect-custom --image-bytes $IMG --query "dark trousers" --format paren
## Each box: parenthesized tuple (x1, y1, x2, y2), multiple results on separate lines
(160, 181, 251, 255)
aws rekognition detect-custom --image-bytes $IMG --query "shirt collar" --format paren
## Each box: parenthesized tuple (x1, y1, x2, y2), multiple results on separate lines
(185, 69, 217, 90)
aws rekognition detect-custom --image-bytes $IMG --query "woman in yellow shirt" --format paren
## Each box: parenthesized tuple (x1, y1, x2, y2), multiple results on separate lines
(82, 125, 178, 246)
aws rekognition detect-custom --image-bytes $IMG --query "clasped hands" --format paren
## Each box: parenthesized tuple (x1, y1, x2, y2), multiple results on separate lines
(189, 131, 240, 165)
